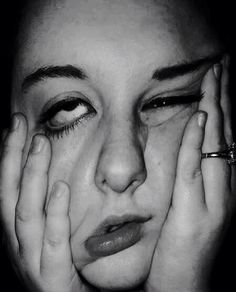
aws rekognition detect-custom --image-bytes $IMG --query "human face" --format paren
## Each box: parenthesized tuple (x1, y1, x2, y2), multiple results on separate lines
(11, 0, 222, 289)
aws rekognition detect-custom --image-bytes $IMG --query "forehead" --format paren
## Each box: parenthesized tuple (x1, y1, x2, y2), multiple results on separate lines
(16, 0, 219, 81)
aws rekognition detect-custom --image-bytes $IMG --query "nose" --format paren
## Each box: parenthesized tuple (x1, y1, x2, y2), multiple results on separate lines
(95, 121, 147, 194)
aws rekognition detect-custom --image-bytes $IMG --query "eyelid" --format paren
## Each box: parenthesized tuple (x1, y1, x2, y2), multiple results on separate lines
(142, 76, 203, 103)
(39, 98, 87, 123)
(41, 88, 93, 109)
(38, 98, 97, 139)
(141, 90, 203, 108)
(38, 91, 95, 124)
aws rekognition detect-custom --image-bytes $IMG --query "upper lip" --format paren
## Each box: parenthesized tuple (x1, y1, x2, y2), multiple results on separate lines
(89, 214, 151, 238)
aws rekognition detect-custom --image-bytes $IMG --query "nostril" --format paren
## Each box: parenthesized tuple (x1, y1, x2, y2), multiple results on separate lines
(95, 136, 147, 194)
(96, 163, 147, 194)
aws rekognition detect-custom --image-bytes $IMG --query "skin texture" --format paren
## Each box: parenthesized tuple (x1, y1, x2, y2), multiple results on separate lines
(0, 0, 235, 291)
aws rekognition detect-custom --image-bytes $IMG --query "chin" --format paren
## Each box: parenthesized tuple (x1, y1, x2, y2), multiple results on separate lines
(81, 236, 155, 290)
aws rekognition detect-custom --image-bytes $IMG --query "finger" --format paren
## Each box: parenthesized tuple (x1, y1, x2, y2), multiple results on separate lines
(0, 128, 8, 145)
(0, 129, 8, 161)
(40, 181, 73, 283)
(200, 64, 226, 152)
(199, 65, 231, 214)
(0, 114, 27, 251)
(220, 55, 233, 144)
(172, 111, 207, 222)
(220, 55, 236, 195)
(15, 135, 51, 269)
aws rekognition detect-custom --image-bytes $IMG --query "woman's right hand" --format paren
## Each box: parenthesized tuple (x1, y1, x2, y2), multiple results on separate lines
(0, 115, 88, 292)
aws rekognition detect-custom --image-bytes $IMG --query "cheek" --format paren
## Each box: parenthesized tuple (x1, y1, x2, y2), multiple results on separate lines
(139, 108, 193, 216)
(46, 131, 101, 232)
(43, 105, 195, 246)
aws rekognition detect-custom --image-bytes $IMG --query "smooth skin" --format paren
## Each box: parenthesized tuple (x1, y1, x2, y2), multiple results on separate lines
(1, 0, 236, 291)
(10, 3, 229, 290)
(1, 57, 235, 292)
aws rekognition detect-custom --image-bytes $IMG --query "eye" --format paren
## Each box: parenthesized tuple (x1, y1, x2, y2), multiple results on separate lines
(39, 96, 96, 139)
(140, 92, 203, 126)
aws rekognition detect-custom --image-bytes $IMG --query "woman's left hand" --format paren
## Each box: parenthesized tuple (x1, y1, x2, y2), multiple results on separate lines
(146, 55, 236, 292)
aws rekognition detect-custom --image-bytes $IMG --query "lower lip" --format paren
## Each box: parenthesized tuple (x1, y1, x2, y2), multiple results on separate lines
(85, 222, 142, 258)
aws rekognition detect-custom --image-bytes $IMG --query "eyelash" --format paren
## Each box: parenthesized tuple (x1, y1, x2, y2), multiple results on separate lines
(39, 92, 203, 139)
(141, 92, 203, 111)
(39, 97, 96, 139)
(43, 117, 91, 139)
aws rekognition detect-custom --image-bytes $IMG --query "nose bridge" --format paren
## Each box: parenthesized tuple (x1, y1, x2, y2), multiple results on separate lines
(95, 116, 147, 194)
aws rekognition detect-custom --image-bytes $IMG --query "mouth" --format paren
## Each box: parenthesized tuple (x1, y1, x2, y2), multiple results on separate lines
(85, 214, 151, 258)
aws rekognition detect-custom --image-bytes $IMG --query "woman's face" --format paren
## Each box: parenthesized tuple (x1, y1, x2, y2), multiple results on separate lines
(12, 0, 221, 289)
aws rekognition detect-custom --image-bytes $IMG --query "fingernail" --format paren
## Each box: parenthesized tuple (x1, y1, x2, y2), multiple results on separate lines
(12, 115, 20, 131)
(213, 63, 222, 80)
(198, 111, 207, 128)
(30, 135, 46, 154)
(52, 182, 66, 198)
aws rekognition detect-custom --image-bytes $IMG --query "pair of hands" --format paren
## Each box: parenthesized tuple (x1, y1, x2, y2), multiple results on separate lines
(0, 56, 235, 292)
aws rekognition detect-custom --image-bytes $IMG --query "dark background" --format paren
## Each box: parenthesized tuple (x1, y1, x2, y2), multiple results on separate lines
(0, 1, 235, 291)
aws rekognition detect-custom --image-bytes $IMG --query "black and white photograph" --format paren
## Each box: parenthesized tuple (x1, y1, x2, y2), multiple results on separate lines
(1, 1, 236, 291)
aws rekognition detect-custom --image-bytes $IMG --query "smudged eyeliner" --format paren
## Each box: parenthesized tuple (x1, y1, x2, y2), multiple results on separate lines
(38, 92, 204, 139)
(141, 92, 204, 111)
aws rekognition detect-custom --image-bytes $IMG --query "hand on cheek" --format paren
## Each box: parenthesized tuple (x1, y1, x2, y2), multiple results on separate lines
(198, 60, 232, 215)
(0, 116, 83, 292)
(146, 56, 235, 292)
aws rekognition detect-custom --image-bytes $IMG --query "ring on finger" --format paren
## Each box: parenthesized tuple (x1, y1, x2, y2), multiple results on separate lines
(201, 142, 236, 165)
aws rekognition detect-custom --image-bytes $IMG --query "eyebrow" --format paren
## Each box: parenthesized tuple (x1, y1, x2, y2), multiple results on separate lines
(22, 65, 88, 91)
(152, 54, 222, 81)
(22, 54, 222, 91)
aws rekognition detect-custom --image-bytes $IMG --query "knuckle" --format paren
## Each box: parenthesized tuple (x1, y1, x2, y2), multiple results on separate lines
(16, 206, 33, 223)
(180, 154, 202, 184)
(44, 235, 64, 248)
(23, 162, 36, 177)
(2, 143, 23, 157)
(23, 157, 48, 178)
(182, 166, 202, 184)
(2, 144, 12, 156)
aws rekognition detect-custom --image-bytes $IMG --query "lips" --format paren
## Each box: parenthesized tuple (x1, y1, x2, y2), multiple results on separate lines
(85, 214, 150, 258)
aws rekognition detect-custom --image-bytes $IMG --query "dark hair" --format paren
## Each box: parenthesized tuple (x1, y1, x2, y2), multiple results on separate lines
(1, 2, 27, 131)
(0, 1, 235, 291)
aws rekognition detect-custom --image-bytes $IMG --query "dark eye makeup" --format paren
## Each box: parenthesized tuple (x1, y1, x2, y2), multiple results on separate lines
(38, 96, 97, 139)
(38, 91, 203, 140)
(38, 97, 90, 123)
(141, 92, 203, 111)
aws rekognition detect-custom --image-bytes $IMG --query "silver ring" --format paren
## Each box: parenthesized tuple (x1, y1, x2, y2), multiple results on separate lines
(201, 142, 236, 165)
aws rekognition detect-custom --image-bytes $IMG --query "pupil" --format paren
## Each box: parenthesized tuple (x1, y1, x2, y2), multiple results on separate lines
(63, 101, 80, 111)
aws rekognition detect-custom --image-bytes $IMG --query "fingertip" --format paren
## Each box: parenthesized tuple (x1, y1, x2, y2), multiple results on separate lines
(3, 113, 28, 151)
(30, 134, 50, 155)
(11, 113, 27, 132)
(200, 66, 213, 88)
(181, 111, 206, 153)
(200, 65, 220, 101)
(197, 111, 208, 128)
